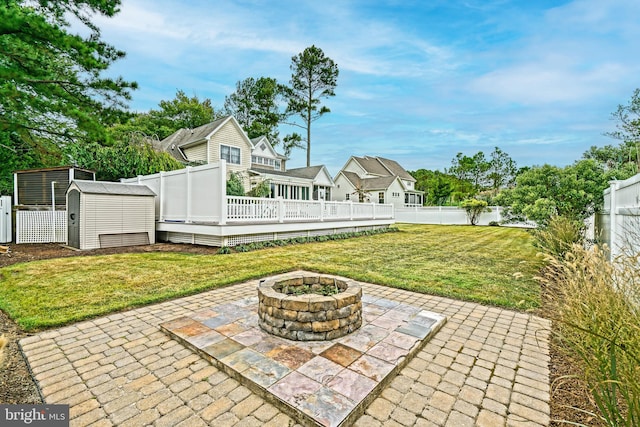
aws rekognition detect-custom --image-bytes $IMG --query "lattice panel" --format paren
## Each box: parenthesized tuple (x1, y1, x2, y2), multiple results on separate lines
(227, 233, 275, 246)
(16, 210, 67, 244)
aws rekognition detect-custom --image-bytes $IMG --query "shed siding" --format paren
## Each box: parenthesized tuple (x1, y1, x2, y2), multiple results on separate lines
(182, 143, 207, 163)
(208, 120, 251, 173)
(81, 194, 155, 250)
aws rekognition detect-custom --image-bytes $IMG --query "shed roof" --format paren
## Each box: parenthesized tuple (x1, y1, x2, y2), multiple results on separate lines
(69, 180, 156, 196)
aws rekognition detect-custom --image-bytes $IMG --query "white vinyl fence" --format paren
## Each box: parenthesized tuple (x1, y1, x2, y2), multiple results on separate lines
(16, 210, 66, 244)
(597, 173, 640, 259)
(395, 206, 504, 225)
(124, 161, 393, 225)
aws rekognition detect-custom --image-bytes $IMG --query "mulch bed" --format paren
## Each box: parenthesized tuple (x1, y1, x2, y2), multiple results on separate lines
(0, 243, 602, 424)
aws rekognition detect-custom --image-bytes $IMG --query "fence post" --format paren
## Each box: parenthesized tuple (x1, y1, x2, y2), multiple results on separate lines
(159, 172, 165, 222)
(278, 197, 285, 223)
(609, 180, 619, 258)
(186, 166, 193, 223)
(349, 201, 353, 220)
(219, 162, 227, 225)
(320, 199, 325, 222)
(372, 202, 376, 219)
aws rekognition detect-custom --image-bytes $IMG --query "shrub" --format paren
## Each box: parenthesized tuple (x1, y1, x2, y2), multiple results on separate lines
(534, 215, 583, 259)
(217, 246, 231, 254)
(461, 198, 488, 225)
(539, 245, 640, 426)
(226, 172, 245, 196)
(488, 221, 500, 227)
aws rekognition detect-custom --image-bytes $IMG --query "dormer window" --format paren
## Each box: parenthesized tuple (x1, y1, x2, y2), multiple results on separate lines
(221, 145, 241, 165)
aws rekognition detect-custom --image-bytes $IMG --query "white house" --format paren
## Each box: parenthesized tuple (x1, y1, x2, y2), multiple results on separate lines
(154, 116, 335, 200)
(333, 156, 424, 208)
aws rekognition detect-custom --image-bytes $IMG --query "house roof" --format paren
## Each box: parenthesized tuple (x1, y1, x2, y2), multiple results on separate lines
(352, 156, 416, 182)
(252, 165, 326, 180)
(375, 157, 416, 182)
(69, 180, 156, 196)
(340, 171, 397, 191)
(250, 136, 287, 160)
(153, 116, 234, 162)
(352, 156, 391, 177)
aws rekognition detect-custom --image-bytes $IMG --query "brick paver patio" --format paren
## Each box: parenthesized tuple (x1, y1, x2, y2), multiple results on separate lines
(20, 273, 551, 426)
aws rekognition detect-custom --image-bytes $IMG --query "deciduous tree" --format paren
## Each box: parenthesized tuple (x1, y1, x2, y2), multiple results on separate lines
(224, 77, 286, 145)
(496, 160, 634, 225)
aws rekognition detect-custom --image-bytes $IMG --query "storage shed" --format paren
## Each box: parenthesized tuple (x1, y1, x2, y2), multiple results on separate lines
(67, 180, 156, 250)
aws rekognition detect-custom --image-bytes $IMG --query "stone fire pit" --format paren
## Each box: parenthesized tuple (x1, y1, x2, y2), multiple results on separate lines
(257, 273, 362, 341)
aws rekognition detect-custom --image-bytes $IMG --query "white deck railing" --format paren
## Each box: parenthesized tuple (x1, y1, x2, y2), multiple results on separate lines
(226, 196, 394, 223)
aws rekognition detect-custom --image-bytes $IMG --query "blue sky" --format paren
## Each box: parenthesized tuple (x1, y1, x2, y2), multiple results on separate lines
(94, 0, 640, 175)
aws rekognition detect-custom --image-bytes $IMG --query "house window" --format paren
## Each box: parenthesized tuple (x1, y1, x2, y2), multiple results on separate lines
(378, 192, 385, 204)
(345, 193, 350, 200)
(302, 187, 309, 200)
(275, 160, 281, 170)
(221, 145, 241, 164)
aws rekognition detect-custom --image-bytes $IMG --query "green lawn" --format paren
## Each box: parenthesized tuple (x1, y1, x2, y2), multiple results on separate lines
(0, 224, 541, 331)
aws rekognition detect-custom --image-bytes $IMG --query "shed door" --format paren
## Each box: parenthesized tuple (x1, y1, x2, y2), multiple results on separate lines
(68, 189, 80, 249)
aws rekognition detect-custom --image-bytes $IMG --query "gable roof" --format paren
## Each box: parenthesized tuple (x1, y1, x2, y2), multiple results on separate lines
(339, 171, 398, 191)
(250, 136, 287, 160)
(155, 116, 256, 162)
(352, 156, 391, 177)
(351, 156, 416, 182)
(375, 157, 415, 182)
(69, 180, 156, 196)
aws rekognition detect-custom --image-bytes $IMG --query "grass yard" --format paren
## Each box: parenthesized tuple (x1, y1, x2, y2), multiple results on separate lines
(0, 224, 541, 331)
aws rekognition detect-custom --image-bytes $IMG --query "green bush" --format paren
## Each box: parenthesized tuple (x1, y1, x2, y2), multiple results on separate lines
(533, 215, 583, 259)
(461, 198, 488, 225)
(217, 246, 231, 254)
(226, 172, 245, 196)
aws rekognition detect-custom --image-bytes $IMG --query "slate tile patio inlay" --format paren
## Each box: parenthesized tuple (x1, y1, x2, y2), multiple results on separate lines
(160, 273, 446, 427)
